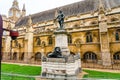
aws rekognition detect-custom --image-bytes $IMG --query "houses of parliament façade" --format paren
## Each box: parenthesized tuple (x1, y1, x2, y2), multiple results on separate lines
(1, 0, 120, 67)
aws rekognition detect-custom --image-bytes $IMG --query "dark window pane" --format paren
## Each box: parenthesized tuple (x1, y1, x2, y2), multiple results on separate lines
(113, 52, 120, 60)
(83, 52, 97, 60)
(48, 36, 53, 45)
(86, 33, 92, 42)
(116, 32, 119, 41)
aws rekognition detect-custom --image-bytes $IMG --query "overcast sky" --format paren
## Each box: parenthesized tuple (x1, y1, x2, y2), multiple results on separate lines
(0, 0, 82, 16)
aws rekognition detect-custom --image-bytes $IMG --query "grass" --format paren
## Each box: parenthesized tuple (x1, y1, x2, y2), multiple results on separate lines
(1, 63, 41, 75)
(1, 63, 120, 80)
(1, 63, 41, 80)
(83, 69, 120, 79)
(1, 75, 35, 80)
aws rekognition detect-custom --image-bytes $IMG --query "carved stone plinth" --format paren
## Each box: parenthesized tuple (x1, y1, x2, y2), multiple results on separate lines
(41, 54, 81, 79)
(41, 28, 81, 79)
(54, 30, 70, 56)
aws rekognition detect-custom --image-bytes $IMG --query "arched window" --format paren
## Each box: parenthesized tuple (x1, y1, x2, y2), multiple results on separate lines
(36, 37, 41, 46)
(115, 30, 120, 41)
(35, 52, 41, 61)
(83, 52, 97, 60)
(48, 36, 53, 45)
(86, 32, 92, 42)
(20, 53, 24, 60)
(13, 52, 17, 60)
(113, 52, 120, 60)
(68, 35, 72, 44)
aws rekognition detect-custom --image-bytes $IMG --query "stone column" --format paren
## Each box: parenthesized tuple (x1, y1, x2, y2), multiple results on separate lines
(24, 39, 28, 62)
(24, 15, 33, 63)
(24, 32, 33, 63)
(54, 30, 70, 56)
(4, 35, 11, 60)
(99, 14, 111, 66)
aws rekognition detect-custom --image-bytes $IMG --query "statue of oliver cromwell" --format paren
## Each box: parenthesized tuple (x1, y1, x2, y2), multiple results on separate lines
(55, 10, 65, 29)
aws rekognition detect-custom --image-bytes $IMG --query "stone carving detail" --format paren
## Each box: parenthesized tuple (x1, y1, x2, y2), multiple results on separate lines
(26, 15, 33, 32)
(34, 27, 45, 34)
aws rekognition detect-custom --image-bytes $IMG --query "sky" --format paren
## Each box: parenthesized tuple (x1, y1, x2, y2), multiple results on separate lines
(0, 0, 82, 16)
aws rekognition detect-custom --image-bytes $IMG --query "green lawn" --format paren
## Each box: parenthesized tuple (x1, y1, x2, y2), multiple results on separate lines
(1, 63, 120, 80)
(1, 63, 41, 80)
(83, 69, 120, 79)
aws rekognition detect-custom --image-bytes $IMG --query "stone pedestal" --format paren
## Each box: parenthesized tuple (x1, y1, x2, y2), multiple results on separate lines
(41, 54, 81, 79)
(54, 30, 70, 56)
(41, 29, 81, 79)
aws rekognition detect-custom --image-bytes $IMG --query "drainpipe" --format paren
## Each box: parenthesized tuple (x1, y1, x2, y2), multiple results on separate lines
(0, 15, 3, 61)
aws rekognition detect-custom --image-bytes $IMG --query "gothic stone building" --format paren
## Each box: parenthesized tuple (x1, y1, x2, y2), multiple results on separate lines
(2, 0, 120, 67)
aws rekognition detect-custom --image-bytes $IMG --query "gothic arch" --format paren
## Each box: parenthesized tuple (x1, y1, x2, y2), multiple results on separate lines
(13, 52, 17, 60)
(35, 52, 41, 61)
(86, 32, 93, 42)
(20, 52, 24, 60)
(115, 29, 120, 41)
(113, 51, 120, 60)
(83, 51, 97, 60)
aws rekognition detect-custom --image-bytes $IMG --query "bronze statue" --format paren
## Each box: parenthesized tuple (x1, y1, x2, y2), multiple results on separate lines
(48, 47, 63, 58)
(55, 10, 65, 29)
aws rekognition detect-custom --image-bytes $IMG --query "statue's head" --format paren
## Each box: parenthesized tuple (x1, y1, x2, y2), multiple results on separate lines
(59, 10, 62, 13)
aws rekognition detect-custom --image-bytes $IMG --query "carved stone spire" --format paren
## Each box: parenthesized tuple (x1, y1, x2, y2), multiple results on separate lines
(22, 4, 26, 17)
(12, 0, 19, 10)
(26, 15, 33, 32)
(99, 0, 105, 14)
(28, 15, 32, 27)
(22, 4, 26, 11)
